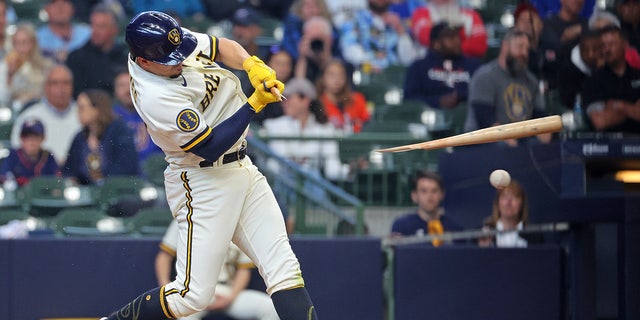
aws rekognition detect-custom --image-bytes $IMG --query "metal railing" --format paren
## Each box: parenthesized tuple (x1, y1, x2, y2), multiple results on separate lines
(252, 131, 441, 206)
(247, 135, 366, 235)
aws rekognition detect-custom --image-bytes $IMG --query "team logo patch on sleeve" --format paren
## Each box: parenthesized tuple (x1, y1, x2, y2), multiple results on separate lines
(176, 109, 199, 132)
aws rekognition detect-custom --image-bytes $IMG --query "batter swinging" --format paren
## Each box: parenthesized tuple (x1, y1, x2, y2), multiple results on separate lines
(101, 11, 318, 320)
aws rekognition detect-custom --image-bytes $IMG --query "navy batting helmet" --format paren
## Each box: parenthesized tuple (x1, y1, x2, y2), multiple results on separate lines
(125, 11, 197, 65)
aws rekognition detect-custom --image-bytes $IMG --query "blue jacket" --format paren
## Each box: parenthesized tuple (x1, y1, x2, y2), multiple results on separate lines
(0, 148, 59, 187)
(403, 51, 480, 109)
(62, 119, 140, 185)
(391, 211, 464, 237)
(113, 103, 163, 163)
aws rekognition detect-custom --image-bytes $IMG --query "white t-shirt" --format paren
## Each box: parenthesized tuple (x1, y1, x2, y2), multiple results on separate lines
(11, 100, 81, 165)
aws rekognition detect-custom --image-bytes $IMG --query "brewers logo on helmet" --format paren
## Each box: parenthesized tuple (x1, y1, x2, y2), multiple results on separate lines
(125, 11, 196, 65)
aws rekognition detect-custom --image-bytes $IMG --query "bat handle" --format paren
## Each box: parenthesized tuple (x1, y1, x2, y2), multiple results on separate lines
(262, 80, 285, 101)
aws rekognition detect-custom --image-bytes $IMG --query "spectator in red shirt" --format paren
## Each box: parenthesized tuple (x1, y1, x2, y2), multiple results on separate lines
(411, 0, 488, 58)
(317, 59, 370, 133)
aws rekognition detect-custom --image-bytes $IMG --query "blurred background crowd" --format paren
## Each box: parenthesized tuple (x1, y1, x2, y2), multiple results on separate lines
(0, 1, 637, 319)
(0, 0, 637, 237)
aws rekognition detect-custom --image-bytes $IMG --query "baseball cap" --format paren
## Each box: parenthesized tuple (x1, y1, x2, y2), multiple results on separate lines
(285, 77, 317, 100)
(430, 22, 460, 43)
(20, 119, 45, 137)
(126, 11, 197, 65)
(231, 7, 262, 26)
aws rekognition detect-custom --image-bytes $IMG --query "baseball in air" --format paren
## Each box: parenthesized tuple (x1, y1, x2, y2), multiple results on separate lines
(490, 169, 511, 189)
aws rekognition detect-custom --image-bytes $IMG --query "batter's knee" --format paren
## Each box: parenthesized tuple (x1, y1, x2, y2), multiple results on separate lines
(164, 285, 215, 317)
(266, 274, 306, 296)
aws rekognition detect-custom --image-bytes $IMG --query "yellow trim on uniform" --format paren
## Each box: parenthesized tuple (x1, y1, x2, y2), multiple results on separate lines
(210, 35, 219, 61)
(237, 262, 255, 269)
(307, 306, 316, 320)
(164, 287, 179, 295)
(160, 285, 176, 318)
(180, 171, 195, 297)
(180, 126, 212, 151)
(159, 243, 177, 257)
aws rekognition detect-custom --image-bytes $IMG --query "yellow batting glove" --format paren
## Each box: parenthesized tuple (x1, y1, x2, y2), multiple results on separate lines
(243, 56, 277, 90)
(247, 79, 285, 113)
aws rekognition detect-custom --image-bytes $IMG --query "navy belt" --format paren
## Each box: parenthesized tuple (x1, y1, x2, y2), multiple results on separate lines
(199, 147, 246, 167)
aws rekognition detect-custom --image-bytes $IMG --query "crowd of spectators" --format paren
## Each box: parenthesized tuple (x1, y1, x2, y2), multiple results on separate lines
(0, 0, 638, 230)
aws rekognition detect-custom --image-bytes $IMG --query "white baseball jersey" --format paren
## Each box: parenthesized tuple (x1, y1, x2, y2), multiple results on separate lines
(128, 30, 248, 167)
(128, 29, 303, 319)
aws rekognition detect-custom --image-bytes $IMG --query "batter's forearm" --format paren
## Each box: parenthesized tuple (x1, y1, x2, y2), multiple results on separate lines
(216, 38, 250, 70)
(189, 103, 254, 162)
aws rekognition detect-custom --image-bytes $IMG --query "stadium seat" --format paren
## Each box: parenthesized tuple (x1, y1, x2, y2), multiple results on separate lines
(95, 176, 157, 217)
(0, 208, 28, 226)
(373, 101, 427, 123)
(125, 206, 174, 236)
(17, 176, 95, 217)
(141, 153, 167, 187)
(50, 207, 110, 236)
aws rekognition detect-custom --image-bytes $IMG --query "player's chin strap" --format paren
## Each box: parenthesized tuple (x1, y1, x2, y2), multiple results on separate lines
(104, 286, 174, 320)
(271, 287, 318, 320)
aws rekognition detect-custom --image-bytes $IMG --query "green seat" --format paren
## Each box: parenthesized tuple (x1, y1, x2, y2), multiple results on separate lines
(0, 122, 12, 141)
(126, 206, 174, 236)
(0, 209, 28, 225)
(361, 120, 410, 133)
(358, 82, 389, 107)
(142, 154, 167, 187)
(17, 176, 94, 217)
(378, 65, 407, 86)
(50, 207, 110, 236)
(374, 101, 427, 122)
(96, 176, 157, 217)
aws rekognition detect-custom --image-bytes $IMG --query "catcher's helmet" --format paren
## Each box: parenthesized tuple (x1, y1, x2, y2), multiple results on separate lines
(125, 11, 197, 65)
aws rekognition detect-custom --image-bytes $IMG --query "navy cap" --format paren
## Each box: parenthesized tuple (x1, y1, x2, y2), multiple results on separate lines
(430, 22, 460, 43)
(21, 119, 45, 137)
(231, 7, 262, 26)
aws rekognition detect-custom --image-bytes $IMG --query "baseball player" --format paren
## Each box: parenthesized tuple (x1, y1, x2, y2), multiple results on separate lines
(156, 220, 280, 320)
(101, 11, 318, 320)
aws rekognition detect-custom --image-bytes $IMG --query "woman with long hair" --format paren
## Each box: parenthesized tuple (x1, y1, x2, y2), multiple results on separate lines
(63, 89, 139, 185)
(317, 59, 369, 133)
(2, 22, 54, 110)
(479, 180, 543, 247)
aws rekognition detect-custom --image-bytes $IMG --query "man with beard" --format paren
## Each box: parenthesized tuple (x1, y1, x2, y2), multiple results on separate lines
(581, 26, 640, 133)
(403, 22, 481, 109)
(464, 29, 551, 147)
